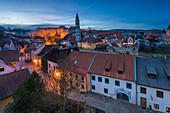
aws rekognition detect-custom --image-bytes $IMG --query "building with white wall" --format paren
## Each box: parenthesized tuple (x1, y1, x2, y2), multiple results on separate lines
(0, 59, 15, 75)
(0, 50, 21, 71)
(136, 57, 170, 112)
(89, 53, 136, 104)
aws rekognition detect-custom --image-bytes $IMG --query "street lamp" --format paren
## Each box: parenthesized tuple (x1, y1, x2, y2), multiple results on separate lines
(56, 72, 60, 77)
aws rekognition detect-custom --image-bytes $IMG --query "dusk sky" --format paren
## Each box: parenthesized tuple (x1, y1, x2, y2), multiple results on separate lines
(0, 0, 170, 30)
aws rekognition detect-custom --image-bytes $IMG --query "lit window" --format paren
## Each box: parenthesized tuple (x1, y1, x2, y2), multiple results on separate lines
(156, 90, 163, 98)
(115, 80, 120, 86)
(92, 75, 95, 81)
(13, 63, 16, 66)
(166, 107, 170, 112)
(140, 87, 146, 94)
(92, 85, 95, 90)
(154, 104, 159, 109)
(126, 83, 132, 89)
(104, 88, 108, 94)
(105, 78, 109, 84)
(98, 77, 102, 82)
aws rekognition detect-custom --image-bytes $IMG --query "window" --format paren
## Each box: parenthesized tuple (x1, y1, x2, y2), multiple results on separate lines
(154, 104, 159, 109)
(148, 74, 156, 79)
(166, 107, 170, 112)
(118, 71, 123, 74)
(69, 73, 72, 77)
(82, 76, 84, 82)
(126, 83, 132, 89)
(12, 63, 16, 66)
(81, 85, 84, 89)
(140, 87, 146, 94)
(105, 78, 109, 84)
(115, 80, 120, 86)
(49, 63, 51, 68)
(0, 68, 4, 72)
(92, 85, 95, 90)
(98, 77, 102, 82)
(92, 75, 95, 81)
(76, 82, 78, 87)
(105, 69, 109, 72)
(76, 75, 78, 80)
(104, 88, 108, 94)
(156, 90, 163, 98)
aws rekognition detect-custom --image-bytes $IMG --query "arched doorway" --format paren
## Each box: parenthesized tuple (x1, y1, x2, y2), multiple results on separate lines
(117, 93, 129, 102)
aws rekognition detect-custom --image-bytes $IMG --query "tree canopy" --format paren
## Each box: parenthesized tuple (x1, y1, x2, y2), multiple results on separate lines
(5, 71, 45, 113)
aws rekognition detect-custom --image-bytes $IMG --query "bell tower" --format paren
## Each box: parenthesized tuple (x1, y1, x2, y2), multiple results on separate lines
(75, 13, 81, 41)
(75, 13, 80, 29)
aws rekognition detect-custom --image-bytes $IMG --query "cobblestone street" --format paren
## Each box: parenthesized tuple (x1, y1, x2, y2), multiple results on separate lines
(21, 55, 47, 79)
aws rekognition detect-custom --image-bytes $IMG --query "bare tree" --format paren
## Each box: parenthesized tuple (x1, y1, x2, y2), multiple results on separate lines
(44, 54, 80, 113)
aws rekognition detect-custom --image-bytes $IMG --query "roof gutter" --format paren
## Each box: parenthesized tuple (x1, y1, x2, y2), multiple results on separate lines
(88, 53, 96, 71)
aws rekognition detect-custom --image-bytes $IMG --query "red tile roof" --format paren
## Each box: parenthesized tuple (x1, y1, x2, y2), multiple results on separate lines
(78, 38, 103, 43)
(64, 51, 95, 76)
(89, 53, 135, 82)
(108, 46, 114, 50)
(131, 43, 138, 47)
(113, 39, 121, 43)
(163, 38, 170, 42)
(145, 36, 154, 40)
(0, 50, 19, 63)
(107, 36, 117, 40)
(68, 26, 76, 30)
(0, 68, 30, 100)
(81, 29, 86, 32)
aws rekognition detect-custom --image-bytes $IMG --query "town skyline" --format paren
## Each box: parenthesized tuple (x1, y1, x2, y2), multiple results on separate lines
(0, 0, 170, 30)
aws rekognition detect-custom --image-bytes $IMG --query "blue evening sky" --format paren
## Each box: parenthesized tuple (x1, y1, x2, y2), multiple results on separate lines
(0, 0, 170, 30)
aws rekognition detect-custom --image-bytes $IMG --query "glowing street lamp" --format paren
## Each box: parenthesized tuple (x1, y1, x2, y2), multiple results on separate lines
(56, 72, 60, 77)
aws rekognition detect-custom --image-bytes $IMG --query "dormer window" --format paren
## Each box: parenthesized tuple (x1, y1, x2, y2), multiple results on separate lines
(118, 61, 124, 74)
(146, 66, 157, 79)
(118, 71, 123, 74)
(105, 60, 111, 72)
(105, 69, 109, 72)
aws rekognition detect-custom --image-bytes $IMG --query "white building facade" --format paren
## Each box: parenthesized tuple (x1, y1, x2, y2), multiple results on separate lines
(90, 74, 136, 104)
(137, 85, 170, 112)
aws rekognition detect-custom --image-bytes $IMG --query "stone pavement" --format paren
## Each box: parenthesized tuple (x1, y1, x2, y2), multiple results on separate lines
(68, 91, 161, 113)
(20, 55, 47, 79)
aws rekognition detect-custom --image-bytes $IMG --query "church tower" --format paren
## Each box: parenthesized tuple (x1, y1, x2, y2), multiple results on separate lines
(75, 13, 80, 29)
(75, 13, 81, 41)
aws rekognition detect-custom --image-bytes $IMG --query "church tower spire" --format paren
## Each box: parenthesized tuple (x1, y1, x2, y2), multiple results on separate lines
(75, 13, 81, 41)
(75, 12, 80, 29)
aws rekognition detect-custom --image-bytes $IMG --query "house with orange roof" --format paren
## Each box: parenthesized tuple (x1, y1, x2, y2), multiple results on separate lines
(0, 50, 21, 72)
(62, 51, 96, 92)
(88, 53, 136, 104)
(77, 38, 103, 49)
